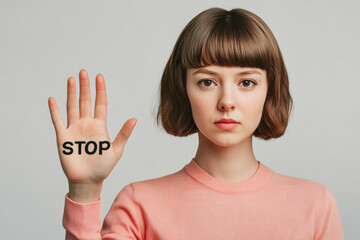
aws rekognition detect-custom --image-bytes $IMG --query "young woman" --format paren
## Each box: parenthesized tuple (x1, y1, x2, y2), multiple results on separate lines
(48, 7, 344, 240)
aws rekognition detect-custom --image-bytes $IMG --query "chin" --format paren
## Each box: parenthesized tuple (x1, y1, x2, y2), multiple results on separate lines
(214, 139, 243, 148)
(207, 134, 248, 148)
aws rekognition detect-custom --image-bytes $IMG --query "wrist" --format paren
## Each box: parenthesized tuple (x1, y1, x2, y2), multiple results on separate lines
(68, 182, 103, 203)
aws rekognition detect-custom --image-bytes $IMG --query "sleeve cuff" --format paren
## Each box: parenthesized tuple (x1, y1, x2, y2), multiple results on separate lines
(63, 193, 102, 239)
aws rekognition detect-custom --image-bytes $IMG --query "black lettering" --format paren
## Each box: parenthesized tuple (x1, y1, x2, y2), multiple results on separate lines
(62, 141, 73, 155)
(74, 141, 86, 155)
(99, 141, 110, 155)
(85, 141, 97, 155)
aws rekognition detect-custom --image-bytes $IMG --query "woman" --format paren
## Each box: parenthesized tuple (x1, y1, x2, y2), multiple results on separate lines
(48, 7, 344, 239)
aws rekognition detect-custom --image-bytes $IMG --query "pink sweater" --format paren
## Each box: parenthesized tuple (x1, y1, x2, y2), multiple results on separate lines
(63, 158, 344, 239)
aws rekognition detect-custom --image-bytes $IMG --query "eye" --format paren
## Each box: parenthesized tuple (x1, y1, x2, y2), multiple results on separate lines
(240, 80, 257, 88)
(197, 79, 257, 89)
(197, 79, 215, 88)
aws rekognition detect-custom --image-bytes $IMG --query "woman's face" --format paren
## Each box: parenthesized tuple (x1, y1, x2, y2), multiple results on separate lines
(186, 65, 268, 147)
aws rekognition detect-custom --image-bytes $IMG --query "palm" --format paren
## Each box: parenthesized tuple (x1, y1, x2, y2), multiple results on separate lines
(57, 118, 114, 184)
(48, 69, 136, 185)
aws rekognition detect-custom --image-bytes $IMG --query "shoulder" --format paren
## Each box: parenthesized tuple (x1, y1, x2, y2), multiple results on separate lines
(118, 167, 187, 199)
(268, 169, 334, 202)
(270, 169, 327, 191)
(267, 170, 341, 215)
(269, 169, 340, 206)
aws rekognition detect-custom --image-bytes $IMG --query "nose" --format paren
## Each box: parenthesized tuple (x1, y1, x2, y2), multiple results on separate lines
(217, 86, 236, 112)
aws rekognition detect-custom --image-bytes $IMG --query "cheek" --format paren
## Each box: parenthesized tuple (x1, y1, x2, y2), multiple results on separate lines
(187, 93, 214, 127)
(240, 95, 266, 127)
(189, 96, 208, 120)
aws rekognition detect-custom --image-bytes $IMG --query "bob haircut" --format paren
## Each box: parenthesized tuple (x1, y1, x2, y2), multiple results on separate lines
(156, 7, 293, 140)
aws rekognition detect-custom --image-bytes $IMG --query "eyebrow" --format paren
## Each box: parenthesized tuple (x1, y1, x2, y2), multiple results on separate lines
(192, 69, 262, 76)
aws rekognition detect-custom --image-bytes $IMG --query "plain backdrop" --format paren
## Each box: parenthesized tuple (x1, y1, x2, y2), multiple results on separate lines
(0, 0, 359, 239)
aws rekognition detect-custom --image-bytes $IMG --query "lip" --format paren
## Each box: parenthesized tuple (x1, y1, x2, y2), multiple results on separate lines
(214, 118, 239, 124)
(214, 118, 240, 130)
(215, 122, 239, 130)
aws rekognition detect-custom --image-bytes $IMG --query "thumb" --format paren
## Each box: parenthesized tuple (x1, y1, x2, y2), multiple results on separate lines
(112, 118, 137, 158)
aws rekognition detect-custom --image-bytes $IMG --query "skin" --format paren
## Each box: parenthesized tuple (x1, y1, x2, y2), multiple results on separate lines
(186, 65, 268, 182)
(48, 69, 137, 202)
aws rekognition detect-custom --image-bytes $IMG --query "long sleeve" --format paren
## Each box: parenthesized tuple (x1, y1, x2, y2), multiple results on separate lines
(63, 194, 102, 240)
(314, 188, 344, 240)
(63, 184, 143, 240)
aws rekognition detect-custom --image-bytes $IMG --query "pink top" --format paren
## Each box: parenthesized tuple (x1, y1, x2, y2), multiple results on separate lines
(63, 158, 344, 239)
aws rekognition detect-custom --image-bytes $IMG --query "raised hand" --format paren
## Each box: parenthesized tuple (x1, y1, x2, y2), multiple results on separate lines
(48, 69, 137, 202)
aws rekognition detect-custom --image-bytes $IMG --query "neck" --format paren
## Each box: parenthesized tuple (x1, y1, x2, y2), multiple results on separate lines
(194, 132, 259, 182)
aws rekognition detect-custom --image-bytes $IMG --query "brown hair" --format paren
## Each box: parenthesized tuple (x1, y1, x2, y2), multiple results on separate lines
(156, 7, 293, 140)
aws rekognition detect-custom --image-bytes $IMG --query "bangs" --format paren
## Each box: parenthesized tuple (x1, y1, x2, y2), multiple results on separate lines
(180, 14, 273, 71)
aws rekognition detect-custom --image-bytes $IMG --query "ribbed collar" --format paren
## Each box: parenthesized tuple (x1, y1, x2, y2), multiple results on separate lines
(184, 158, 273, 194)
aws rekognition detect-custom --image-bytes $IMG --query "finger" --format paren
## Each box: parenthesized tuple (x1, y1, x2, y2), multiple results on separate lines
(48, 97, 65, 135)
(94, 74, 107, 122)
(66, 77, 79, 127)
(79, 69, 92, 118)
(112, 118, 137, 158)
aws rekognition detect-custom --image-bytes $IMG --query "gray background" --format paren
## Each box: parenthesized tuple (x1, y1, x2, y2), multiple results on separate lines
(0, 0, 359, 239)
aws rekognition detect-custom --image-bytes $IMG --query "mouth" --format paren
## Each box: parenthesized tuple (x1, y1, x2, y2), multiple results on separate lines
(214, 118, 240, 130)
(214, 118, 240, 124)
